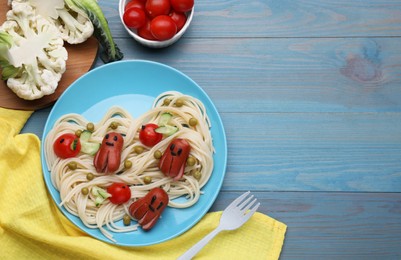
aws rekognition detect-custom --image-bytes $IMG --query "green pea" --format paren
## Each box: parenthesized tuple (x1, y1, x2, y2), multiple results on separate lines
(175, 98, 184, 107)
(144, 176, 152, 184)
(75, 129, 82, 137)
(110, 122, 118, 130)
(163, 98, 171, 106)
(186, 156, 196, 166)
(81, 187, 89, 195)
(68, 162, 77, 170)
(123, 214, 131, 226)
(193, 171, 201, 180)
(134, 146, 144, 154)
(124, 160, 132, 169)
(86, 173, 94, 181)
(189, 118, 198, 126)
(154, 150, 162, 159)
(86, 122, 95, 132)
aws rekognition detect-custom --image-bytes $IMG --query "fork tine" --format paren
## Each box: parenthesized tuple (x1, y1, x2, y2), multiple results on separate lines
(249, 202, 260, 216)
(237, 194, 254, 210)
(244, 202, 260, 220)
(241, 198, 258, 214)
(238, 201, 260, 226)
(227, 191, 250, 210)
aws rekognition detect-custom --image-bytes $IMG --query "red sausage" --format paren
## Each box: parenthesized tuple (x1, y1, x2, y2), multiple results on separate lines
(93, 132, 124, 173)
(129, 187, 169, 230)
(158, 138, 190, 181)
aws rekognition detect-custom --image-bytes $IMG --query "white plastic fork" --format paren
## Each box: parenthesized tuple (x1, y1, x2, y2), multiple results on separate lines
(178, 191, 260, 260)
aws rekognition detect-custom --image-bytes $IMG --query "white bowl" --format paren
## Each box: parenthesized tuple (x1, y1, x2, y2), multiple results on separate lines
(119, 0, 194, 48)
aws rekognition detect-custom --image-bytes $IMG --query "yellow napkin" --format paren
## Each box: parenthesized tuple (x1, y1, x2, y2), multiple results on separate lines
(0, 108, 287, 259)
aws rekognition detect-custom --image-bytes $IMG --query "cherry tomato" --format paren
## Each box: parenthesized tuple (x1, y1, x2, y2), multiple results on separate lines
(170, 0, 194, 13)
(137, 18, 156, 40)
(145, 0, 171, 18)
(123, 7, 146, 29)
(150, 15, 177, 41)
(139, 123, 163, 146)
(125, 0, 145, 11)
(53, 133, 81, 159)
(169, 11, 187, 32)
(107, 183, 131, 204)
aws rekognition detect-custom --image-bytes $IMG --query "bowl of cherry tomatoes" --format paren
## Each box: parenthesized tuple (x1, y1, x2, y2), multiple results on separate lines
(119, 0, 194, 48)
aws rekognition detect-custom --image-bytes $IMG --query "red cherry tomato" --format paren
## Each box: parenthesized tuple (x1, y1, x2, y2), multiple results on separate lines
(169, 11, 187, 32)
(123, 7, 146, 29)
(137, 18, 156, 40)
(139, 123, 163, 146)
(53, 133, 81, 159)
(145, 0, 171, 17)
(170, 0, 194, 13)
(150, 15, 177, 41)
(125, 0, 145, 11)
(107, 183, 131, 204)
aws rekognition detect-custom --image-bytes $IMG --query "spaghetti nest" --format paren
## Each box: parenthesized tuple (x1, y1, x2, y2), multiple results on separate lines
(44, 91, 214, 241)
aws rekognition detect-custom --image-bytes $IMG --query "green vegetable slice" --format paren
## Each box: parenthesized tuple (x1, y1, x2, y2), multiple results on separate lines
(79, 130, 100, 155)
(81, 142, 100, 155)
(158, 112, 173, 126)
(70, 138, 79, 151)
(79, 130, 92, 142)
(92, 186, 110, 206)
(1, 64, 20, 80)
(92, 186, 110, 198)
(155, 125, 178, 136)
(0, 32, 20, 80)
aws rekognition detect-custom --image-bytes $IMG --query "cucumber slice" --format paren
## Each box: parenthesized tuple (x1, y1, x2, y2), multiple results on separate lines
(95, 196, 104, 207)
(80, 130, 92, 142)
(158, 112, 173, 126)
(155, 125, 178, 136)
(92, 186, 110, 206)
(79, 130, 100, 155)
(70, 139, 79, 151)
(81, 141, 100, 155)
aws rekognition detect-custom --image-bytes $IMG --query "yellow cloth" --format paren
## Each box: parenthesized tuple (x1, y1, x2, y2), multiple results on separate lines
(0, 108, 287, 259)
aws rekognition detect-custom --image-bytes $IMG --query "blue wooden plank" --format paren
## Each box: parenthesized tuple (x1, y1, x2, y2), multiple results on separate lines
(92, 37, 401, 113)
(100, 0, 401, 38)
(222, 112, 401, 192)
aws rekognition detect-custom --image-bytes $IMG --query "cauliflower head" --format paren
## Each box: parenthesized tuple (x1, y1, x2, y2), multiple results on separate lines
(8, 0, 122, 63)
(0, 1, 67, 100)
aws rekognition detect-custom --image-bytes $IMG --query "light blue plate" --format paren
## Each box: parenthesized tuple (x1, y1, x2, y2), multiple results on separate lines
(41, 60, 227, 247)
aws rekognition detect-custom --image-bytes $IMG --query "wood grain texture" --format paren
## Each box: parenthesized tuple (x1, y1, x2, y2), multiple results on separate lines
(90, 37, 401, 113)
(101, 0, 401, 38)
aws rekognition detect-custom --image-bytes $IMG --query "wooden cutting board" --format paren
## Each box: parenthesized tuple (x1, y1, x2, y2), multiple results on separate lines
(0, 0, 99, 110)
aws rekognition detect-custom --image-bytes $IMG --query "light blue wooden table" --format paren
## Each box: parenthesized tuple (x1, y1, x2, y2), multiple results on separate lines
(22, 0, 401, 258)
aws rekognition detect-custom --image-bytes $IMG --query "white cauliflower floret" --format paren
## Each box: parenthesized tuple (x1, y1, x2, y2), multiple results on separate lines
(56, 1, 94, 44)
(10, 0, 94, 44)
(0, 1, 67, 100)
(25, 0, 94, 44)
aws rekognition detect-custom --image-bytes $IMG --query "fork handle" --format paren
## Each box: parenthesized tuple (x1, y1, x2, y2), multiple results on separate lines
(177, 226, 222, 260)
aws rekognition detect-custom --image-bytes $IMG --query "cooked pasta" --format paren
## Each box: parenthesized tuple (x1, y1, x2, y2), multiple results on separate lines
(44, 91, 214, 242)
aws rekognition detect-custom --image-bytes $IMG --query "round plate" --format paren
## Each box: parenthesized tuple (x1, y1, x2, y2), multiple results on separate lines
(41, 60, 227, 246)
(0, 0, 98, 110)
